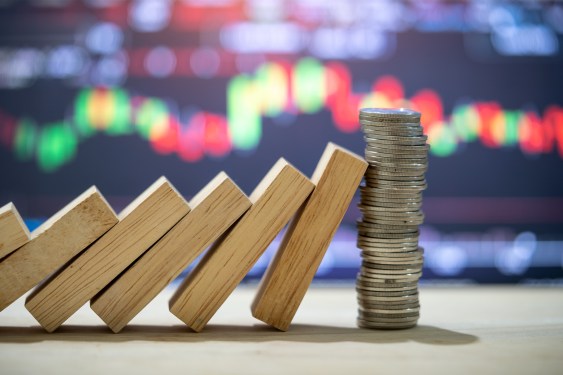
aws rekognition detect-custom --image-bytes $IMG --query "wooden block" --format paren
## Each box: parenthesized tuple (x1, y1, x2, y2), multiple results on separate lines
(251, 143, 367, 331)
(0, 187, 117, 312)
(169, 159, 314, 332)
(24, 177, 189, 332)
(0, 203, 31, 259)
(90, 173, 251, 333)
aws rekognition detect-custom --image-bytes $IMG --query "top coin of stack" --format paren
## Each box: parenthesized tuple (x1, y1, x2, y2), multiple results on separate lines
(356, 108, 428, 330)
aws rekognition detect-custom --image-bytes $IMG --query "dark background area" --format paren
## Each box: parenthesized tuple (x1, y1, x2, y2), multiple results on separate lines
(0, 0, 562, 283)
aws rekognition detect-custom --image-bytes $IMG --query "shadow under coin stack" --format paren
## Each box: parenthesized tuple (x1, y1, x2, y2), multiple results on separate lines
(356, 108, 428, 330)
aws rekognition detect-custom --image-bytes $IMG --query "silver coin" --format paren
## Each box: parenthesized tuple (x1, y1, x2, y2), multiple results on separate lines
(365, 165, 428, 175)
(360, 274, 422, 284)
(357, 318, 418, 330)
(361, 245, 423, 253)
(361, 122, 423, 132)
(359, 248, 421, 256)
(361, 215, 424, 226)
(361, 260, 423, 269)
(355, 287, 418, 297)
(365, 143, 429, 152)
(359, 205, 423, 215)
(357, 223, 419, 234)
(356, 280, 418, 294)
(361, 266, 423, 276)
(359, 199, 423, 208)
(360, 117, 421, 125)
(359, 107, 421, 118)
(365, 179, 427, 188)
(365, 142, 428, 151)
(363, 177, 428, 187)
(357, 314, 419, 324)
(362, 186, 427, 195)
(359, 273, 422, 283)
(359, 208, 424, 219)
(358, 246, 421, 255)
(357, 293, 419, 303)
(359, 295, 420, 304)
(357, 237, 420, 246)
(360, 269, 424, 277)
(360, 255, 424, 264)
(358, 312, 419, 322)
(364, 174, 428, 183)
(358, 313, 420, 321)
(364, 159, 429, 169)
(359, 302, 420, 310)
(360, 196, 423, 206)
(360, 252, 424, 261)
(364, 171, 426, 181)
(358, 310, 420, 320)
(360, 206, 423, 215)
(364, 158, 429, 169)
(356, 220, 420, 231)
(361, 253, 424, 261)
(355, 285, 419, 295)
(358, 234, 420, 243)
(363, 174, 427, 184)
(366, 154, 428, 163)
(360, 188, 424, 199)
(364, 168, 428, 177)
(361, 250, 424, 259)
(357, 226, 421, 236)
(359, 202, 422, 211)
(356, 276, 419, 289)
(365, 132, 427, 141)
(360, 217, 424, 226)
(362, 129, 424, 139)
(361, 250, 423, 259)
(358, 306, 420, 315)
(359, 234, 421, 243)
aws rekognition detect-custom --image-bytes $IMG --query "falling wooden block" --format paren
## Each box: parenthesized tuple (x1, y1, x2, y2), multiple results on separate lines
(24, 177, 189, 332)
(251, 143, 367, 331)
(0, 187, 117, 312)
(0, 203, 30, 259)
(169, 159, 314, 332)
(90, 173, 251, 333)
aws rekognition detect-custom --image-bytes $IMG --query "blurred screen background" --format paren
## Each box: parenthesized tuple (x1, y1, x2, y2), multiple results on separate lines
(0, 0, 562, 284)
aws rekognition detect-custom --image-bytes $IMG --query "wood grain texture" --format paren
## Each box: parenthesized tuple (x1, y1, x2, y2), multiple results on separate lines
(169, 159, 314, 332)
(0, 203, 30, 259)
(90, 173, 251, 333)
(24, 177, 189, 332)
(2, 287, 563, 374)
(251, 143, 367, 331)
(0, 187, 117, 312)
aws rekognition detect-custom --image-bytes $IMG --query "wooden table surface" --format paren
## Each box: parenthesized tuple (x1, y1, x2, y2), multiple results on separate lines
(1, 285, 562, 374)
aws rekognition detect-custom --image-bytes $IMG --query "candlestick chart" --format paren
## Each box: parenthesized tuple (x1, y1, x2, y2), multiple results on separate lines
(1, 57, 561, 172)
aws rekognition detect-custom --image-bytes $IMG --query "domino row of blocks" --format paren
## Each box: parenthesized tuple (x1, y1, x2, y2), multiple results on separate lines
(0, 143, 367, 333)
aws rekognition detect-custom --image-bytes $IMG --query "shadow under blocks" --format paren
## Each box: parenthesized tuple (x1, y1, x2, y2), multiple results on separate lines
(0, 324, 478, 346)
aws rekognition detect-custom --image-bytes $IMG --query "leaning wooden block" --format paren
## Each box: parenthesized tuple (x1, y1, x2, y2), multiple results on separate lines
(251, 143, 367, 331)
(91, 172, 251, 333)
(0, 203, 30, 259)
(0, 187, 117, 312)
(169, 159, 314, 332)
(24, 177, 189, 332)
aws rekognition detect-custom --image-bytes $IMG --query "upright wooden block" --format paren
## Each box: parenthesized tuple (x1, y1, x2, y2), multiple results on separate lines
(0, 203, 30, 259)
(24, 177, 189, 332)
(0, 187, 117, 311)
(169, 159, 314, 332)
(90, 173, 251, 333)
(251, 143, 368, 331)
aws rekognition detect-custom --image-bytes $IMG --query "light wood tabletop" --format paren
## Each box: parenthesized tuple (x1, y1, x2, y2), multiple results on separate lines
(1, 285, 562, 374)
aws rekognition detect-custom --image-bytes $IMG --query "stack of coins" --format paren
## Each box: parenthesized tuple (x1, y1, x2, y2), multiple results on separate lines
(356, 108, 428, 330)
